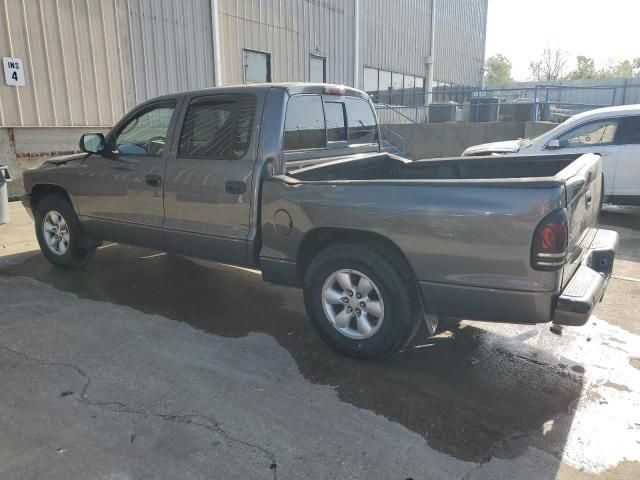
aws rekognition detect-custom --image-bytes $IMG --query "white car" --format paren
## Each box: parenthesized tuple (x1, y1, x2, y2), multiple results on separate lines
(462, 104, 640, 206)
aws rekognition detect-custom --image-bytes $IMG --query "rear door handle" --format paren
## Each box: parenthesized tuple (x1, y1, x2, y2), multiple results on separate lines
(225, 180, 246, 194)
(145, 174, 162, 187)
(585, 191, 592, 206)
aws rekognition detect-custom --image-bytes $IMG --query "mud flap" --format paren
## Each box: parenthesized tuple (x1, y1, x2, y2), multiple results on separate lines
(424, 313, 439, 336)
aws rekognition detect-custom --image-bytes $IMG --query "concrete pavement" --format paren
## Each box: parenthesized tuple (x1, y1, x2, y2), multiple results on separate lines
(1, 201, 639, 479)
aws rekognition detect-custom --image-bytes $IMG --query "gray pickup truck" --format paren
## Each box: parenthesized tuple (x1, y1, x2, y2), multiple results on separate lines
(22, 83, 618, 358)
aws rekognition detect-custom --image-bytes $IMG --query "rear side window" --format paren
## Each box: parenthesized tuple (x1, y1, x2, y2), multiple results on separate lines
(618, 116, 640, 145)
(345, 98, 378, 144)
(178, 94, 256, 159)
(283, 95, 326, 151)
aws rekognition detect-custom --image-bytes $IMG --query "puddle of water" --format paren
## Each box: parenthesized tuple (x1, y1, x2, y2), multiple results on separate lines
(475, 317, 640, 474)
(2, 246, 638, 474)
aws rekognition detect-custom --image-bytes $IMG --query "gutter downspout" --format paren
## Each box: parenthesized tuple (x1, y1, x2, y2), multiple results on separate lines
(210, 0, 223, 86)
(425, 0, 436, 105)
(353, 0, 360, 89)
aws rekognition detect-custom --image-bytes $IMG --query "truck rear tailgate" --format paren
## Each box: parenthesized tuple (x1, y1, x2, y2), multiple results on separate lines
(560, 153, 603, 288)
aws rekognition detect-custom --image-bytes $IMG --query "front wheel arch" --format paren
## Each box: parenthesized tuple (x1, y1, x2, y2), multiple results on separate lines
(30, 184, 75, 214)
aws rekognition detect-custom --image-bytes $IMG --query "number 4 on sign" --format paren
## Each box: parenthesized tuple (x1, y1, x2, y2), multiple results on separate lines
(3, 57, 26, 87)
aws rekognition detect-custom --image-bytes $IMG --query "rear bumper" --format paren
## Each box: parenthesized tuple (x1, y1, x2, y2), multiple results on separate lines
(417, 228, 618, 326)
(552, 229, 619, 326)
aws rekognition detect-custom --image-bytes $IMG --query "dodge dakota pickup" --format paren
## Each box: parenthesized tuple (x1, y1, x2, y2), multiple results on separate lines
(22, 83, 619, 358)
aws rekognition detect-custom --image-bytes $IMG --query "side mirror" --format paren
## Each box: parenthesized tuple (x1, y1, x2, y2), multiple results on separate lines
(80, 133, 105, 154)
(546, 139, 561, 150)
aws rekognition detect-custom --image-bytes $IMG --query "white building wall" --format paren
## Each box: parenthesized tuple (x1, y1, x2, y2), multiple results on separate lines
(125, 0, 216, 104)
(359, 0, 434, 82)
(0, 0, 134, 127)
(433, 0, 488, 87)
(218, 0, 354, 86)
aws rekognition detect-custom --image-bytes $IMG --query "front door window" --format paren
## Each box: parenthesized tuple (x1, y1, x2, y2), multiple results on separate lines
(114, 105, 175, 156)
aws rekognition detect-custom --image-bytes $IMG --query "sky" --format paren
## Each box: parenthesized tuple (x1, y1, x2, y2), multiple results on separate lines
(485, 0, 640, 81)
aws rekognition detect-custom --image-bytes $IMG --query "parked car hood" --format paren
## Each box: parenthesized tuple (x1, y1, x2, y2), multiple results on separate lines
(462, 140, 522, 156)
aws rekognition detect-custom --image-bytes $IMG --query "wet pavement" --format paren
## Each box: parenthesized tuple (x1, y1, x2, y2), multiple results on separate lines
(1, 202, 639, 479)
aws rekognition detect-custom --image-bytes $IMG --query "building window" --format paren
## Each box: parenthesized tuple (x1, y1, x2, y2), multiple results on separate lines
(403, 75, 415, 106)
(243, 49, 271, 83)
(378, 69, 392, 104)
(434, 80, 474, 103)
(309, 55, 326, 83)
(363, 66, 425, 106)
(363, 67, 379, 103)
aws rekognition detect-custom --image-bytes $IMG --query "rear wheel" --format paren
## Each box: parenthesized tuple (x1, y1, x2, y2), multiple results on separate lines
(303, 244, 421, 359)
(35, 194, 96, 269)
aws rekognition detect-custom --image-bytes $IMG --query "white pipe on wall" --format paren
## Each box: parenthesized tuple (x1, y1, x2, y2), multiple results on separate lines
(426, 0, 437, 104)
(353, 0, 360, 89)
(210, 0, 223, 86)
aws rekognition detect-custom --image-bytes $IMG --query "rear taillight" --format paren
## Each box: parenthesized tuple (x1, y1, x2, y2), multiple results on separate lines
(531, 208, 568, 271)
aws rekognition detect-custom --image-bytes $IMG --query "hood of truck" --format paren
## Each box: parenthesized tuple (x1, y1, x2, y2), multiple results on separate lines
(462, 140, 521, 157)
(41, 153, 87, 167)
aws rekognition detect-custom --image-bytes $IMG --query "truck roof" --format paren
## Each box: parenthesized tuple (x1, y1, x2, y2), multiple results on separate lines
(147, 83, 370, 104)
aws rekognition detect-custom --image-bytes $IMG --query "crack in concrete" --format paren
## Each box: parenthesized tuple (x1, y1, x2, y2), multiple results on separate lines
(0, 345, 279, 480)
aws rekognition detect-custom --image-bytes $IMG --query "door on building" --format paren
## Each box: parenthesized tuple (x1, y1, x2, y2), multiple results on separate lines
(309, 55, 326, 82)
(74, 100, 179, 249)
(243, 49, 271, 83)
(162, 93, 259, 265)
(611, 115, 640, 200)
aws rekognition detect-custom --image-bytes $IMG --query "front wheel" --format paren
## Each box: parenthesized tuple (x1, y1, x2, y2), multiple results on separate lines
(35, 194, 96, 269)
(303, 244, 421, 359)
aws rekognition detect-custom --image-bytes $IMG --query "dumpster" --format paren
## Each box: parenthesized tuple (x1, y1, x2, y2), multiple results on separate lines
(500, 101, 537, 122)
(0, 165, 11, 224)
(469, 97, 500, 122)
(428, 101, 460, 123)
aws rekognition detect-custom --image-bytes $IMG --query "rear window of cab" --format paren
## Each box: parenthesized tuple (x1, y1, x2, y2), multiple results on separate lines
(283, 94, 378, 151)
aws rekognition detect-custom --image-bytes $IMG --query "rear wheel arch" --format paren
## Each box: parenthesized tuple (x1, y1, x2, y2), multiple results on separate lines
(302, 240, 423, 358)
(297, 228, 420, 299)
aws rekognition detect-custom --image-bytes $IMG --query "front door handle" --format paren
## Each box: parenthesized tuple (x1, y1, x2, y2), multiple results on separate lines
(145, 174, 162, 187)
(225, 180, 247, 194)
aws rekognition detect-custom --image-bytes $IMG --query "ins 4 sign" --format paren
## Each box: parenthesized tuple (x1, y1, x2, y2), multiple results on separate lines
(3, 57, 26, 87)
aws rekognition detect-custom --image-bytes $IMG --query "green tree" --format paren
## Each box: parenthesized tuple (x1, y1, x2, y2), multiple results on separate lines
(597, 58, 640, 78)
(529, 48, 567, 81)
(566, 56, 598, 80)
(484, 54, 513, 85)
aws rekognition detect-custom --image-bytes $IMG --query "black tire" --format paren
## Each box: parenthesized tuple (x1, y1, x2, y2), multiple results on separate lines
(303, 243, 421, 359)
(34, 193, 96, 269)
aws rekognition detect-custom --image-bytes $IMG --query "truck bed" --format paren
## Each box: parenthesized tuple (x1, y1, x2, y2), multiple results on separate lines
(262, 152, 603, 324)
(287, 152, 579, 182)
